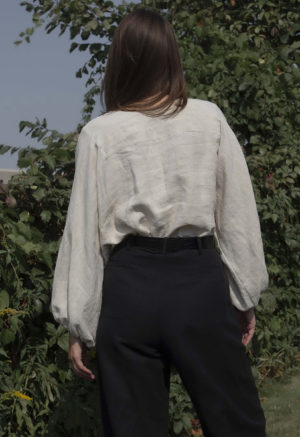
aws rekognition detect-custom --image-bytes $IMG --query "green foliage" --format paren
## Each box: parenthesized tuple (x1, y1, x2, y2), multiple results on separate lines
(168, 368, 196, 436)
(1, 0, 299, 435)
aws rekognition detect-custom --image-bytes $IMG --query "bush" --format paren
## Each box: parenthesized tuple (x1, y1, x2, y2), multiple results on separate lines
(0, 1, 299, 435)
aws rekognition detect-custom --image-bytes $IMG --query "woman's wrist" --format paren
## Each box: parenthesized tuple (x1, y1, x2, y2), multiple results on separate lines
(69, 333, 83, 345)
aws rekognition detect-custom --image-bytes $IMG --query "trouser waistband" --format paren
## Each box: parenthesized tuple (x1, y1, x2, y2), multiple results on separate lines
(115, 233, 215, 255)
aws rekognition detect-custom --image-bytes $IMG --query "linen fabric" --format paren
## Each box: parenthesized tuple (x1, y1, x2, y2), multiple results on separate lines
(50, 98, 269, 348)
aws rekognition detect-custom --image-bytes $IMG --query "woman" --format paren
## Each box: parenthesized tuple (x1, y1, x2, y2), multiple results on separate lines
(51, 7, 269, 437)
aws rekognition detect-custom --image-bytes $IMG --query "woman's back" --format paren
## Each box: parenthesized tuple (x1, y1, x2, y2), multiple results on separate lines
(51, 95, 269, 349)
(92, 98, 219, 254)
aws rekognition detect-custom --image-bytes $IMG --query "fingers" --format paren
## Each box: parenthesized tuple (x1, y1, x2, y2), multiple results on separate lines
(69, 343, 96, 381)
(242, 326, 255, 347)
(233, 307, 256, 347)
(72, 358, 95, 381)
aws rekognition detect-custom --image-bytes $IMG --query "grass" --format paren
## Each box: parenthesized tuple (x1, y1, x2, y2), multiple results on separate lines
(259, 367, 300, 437)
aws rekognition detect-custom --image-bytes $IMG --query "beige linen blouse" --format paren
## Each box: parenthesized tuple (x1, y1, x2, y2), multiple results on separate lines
(50, 98, 269, 348)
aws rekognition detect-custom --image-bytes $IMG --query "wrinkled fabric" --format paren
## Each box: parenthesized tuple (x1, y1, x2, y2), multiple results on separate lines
(50, 98, 269, 348)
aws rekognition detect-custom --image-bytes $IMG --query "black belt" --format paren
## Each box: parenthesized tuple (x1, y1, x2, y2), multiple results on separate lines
(113, 233, 216, 255)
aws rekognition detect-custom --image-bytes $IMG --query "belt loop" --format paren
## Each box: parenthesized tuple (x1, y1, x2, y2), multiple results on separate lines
(196, 237, 202, 255)
(162, 238, 168, 254)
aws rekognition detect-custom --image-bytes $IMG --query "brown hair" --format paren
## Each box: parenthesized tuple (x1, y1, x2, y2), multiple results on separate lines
(100, 7, 188, 119)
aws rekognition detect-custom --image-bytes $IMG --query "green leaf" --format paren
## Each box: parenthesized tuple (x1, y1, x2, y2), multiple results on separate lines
(173, 419, 183, 434)
(70, 42, 78, 52)
(79, 43, 89, 51)
(187, 14, 195, 29)
(182, 414, 192, 428)
(85, 19, 98, 31)
(24, 414, 34, 433)
(57, 332, 69, 353)
(22, 241, 38, 254)
(1, 329, 15, 345)
(41, 210, 51, 223)
(40, 251, 53, 270)
(19, 211, 30, 222)
(0, 290, 9, 311)
(44, 155, 56, 169)
(238, 81, 251, 91)
(32, 188, 46, 201)
(15, 403, 24, 427)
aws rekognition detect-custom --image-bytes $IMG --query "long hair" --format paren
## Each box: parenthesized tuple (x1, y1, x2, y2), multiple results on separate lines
(100, 8, 188, 119)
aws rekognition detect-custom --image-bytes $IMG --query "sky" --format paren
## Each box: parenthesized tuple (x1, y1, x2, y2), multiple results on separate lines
(0, 1, 111, 170)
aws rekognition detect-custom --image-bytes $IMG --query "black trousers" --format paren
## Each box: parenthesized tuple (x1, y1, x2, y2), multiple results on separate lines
(95, 235, 266, 437)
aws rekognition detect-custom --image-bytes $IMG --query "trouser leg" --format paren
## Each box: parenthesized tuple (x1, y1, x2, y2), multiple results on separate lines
(160, 248, 266, 437)
(95, 243, 266, 437)
(95, 257, 171, 437)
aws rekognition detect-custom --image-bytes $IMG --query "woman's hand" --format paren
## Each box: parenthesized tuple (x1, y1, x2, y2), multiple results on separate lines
(233, 307, 256, 347)
(68, 334, 96, 381)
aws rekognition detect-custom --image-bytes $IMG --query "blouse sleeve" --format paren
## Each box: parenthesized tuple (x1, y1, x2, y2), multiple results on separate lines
(213, 106, 269, 311)
(50, 126, 104, 348)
